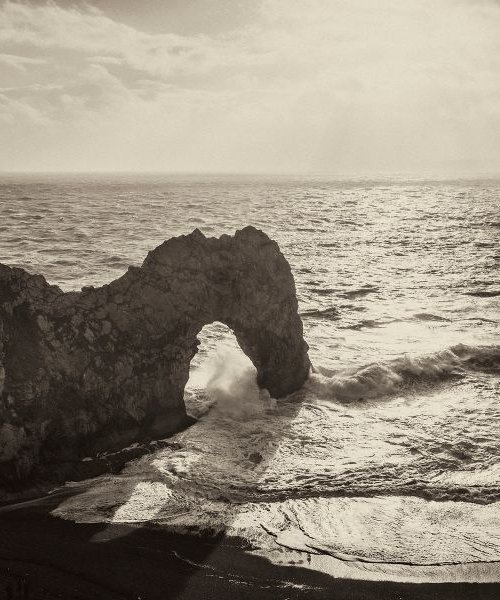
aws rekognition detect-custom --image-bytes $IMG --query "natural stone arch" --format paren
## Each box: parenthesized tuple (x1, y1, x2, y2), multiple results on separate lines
(0, 227, 310, 485)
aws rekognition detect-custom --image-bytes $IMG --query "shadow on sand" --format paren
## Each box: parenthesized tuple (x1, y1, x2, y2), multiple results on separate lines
(1, 512, 500, 599)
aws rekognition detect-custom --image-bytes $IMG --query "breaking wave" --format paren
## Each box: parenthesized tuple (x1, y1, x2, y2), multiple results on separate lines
(307, 343, 500, 402)
(185, 342, 267, 419)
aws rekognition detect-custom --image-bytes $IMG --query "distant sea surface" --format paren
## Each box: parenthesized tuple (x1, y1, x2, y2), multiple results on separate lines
(1, 173, 500, 583)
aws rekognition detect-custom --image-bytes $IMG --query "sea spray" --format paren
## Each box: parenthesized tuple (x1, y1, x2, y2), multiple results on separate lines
(186, 341, 274, 418)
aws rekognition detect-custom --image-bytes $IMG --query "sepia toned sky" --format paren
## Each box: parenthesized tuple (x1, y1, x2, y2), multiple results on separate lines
(1, 0, 500, 173)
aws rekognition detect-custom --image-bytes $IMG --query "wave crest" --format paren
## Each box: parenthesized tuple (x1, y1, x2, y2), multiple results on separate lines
(308, 344, 500, 401)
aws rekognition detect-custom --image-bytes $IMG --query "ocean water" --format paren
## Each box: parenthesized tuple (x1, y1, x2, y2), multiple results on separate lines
(1, 173, 500, 583)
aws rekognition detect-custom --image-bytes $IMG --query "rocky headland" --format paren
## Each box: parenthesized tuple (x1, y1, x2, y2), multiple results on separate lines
(0, 226, 310, 491)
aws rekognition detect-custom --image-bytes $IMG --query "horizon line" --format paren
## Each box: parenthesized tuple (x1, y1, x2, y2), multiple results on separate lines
(1, 169, 500, 180)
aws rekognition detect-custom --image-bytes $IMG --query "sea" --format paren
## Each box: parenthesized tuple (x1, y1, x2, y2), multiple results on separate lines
(1, 173, 499, 583)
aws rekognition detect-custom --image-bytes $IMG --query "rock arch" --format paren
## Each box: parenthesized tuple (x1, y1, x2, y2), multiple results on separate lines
(0, 227, 310, 485)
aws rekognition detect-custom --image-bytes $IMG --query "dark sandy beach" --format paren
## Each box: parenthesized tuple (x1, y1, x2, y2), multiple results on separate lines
(0, 491, 499, 600)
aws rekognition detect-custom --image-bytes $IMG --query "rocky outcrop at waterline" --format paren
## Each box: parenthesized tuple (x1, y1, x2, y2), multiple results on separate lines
(0, 226, 310, 488)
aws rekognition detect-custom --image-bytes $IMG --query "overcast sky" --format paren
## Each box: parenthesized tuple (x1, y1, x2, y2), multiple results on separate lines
(1, 0, 500, 173)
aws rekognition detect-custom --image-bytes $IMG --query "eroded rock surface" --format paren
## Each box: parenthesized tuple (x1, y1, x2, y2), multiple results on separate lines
(0, 227, 310, 487)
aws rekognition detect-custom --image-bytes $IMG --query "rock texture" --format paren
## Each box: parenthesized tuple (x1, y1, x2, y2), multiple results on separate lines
(0, 226, 310, 487)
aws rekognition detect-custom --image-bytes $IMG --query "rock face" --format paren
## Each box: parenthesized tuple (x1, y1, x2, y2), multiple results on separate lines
(0, 227, 310, 487)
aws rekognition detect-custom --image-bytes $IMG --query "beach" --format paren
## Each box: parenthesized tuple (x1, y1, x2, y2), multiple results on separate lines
(2, 494, 500, 600)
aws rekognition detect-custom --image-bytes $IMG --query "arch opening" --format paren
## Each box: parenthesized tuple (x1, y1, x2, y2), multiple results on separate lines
(184, 322, 272, 419)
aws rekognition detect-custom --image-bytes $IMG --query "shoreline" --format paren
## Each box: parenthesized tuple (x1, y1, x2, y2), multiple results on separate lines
(1, 493, 500, 599)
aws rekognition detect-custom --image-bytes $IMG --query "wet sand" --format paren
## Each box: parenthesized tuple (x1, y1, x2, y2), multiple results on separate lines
(1, 493, 499, 600)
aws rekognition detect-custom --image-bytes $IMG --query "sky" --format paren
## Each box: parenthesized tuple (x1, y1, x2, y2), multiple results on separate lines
(1, 0, 500, 174)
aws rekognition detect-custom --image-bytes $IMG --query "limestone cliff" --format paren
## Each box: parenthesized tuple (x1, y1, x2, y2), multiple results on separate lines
(0, 227, 310, 487)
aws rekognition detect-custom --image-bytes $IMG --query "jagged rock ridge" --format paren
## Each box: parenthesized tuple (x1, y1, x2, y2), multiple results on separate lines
(0, 226, 310, 486)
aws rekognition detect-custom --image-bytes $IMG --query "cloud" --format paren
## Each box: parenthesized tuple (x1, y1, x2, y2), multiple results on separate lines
(0, 51, 45, 70)
(0, 91, 49, 124)
(0, 0, 500, 172)
(0, 1, 215, 79)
